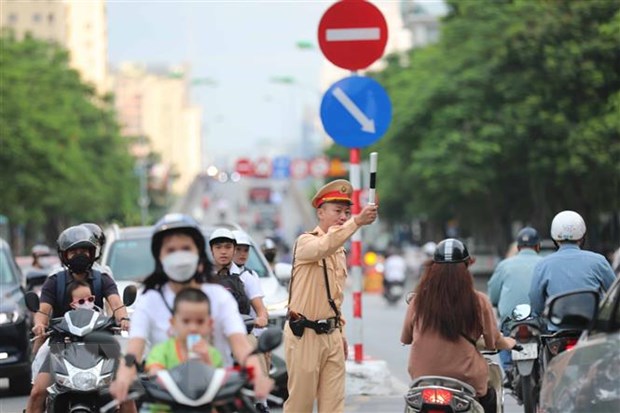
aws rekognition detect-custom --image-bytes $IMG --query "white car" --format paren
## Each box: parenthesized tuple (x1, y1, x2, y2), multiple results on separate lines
(101, 224, 289, 328)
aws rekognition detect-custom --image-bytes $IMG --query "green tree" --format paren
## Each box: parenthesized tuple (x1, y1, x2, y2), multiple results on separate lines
(366, 0, 620, 251)
(0, 32, 139, 250)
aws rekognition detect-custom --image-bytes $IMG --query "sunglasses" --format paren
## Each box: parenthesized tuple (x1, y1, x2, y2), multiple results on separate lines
(72, 295, 95, 306)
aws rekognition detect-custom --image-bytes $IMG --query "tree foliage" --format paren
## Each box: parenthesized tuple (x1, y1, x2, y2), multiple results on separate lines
(365, 0, 620, 249)
(0, 33, 139, 248)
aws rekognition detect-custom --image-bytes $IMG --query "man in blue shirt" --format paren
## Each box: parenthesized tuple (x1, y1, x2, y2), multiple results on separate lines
(488, 227, 542, 374)
(529, 211, 616, 321)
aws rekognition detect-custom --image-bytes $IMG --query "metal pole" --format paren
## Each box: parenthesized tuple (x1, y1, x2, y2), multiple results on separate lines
(349, 148, 363, 363)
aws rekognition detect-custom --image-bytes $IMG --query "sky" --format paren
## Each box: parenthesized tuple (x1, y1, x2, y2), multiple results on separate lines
(107, 1, 331, 166)
(107, 1, 447, 167)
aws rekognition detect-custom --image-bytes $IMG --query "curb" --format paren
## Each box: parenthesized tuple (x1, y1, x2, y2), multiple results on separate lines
(345, 359, 408, 397)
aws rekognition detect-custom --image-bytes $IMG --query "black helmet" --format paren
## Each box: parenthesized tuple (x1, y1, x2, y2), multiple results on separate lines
(516, 227, 539, 248)
(57, 225, 98, 264)
(433, 238, 470, 264)
(82, 223, 106, 247)
(151, 213, 206, 261)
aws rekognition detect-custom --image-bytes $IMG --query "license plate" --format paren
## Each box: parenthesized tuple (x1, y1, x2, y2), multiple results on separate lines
(512, 343, 538, 360)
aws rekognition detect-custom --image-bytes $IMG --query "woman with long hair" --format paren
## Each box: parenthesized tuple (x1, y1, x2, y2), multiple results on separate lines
(401, 239, 516, 413)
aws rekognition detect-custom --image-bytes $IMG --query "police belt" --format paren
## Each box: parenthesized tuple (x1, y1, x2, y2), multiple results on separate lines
(289, 313, 339, 334)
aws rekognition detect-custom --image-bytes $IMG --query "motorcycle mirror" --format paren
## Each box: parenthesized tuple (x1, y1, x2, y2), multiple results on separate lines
(256, 328, 283, 354)
(25, 291, 41, 313)
(511, 304, 532, 321)
(122, 285, 137, 307)
(405, 292, 415, 305)
(84, 331, 121, 360)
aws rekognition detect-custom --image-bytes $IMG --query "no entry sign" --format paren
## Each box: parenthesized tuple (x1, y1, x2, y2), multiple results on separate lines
(318, 0, 388, 70)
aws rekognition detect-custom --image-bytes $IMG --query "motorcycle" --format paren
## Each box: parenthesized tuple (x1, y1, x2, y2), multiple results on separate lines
(25, 268, 49, 296)
(383, 280, 405, 305)
(25, 287, 136, 413)
(100, 327, 284, 413)
(539, 328, 582, 370)
(504, 304, 545, 413)
(404, 350, 504, 413)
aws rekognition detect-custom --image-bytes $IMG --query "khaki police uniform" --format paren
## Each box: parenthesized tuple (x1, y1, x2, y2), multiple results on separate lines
(284, 180, 359, 413)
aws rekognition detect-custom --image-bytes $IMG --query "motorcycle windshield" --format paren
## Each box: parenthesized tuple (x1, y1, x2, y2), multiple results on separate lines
(56, 343, 101, 370)
(59, 309, 108, 336)
(168, 362, 218, 399)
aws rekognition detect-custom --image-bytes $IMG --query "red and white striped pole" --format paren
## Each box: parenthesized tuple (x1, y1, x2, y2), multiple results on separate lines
(349, 148, 363, 363)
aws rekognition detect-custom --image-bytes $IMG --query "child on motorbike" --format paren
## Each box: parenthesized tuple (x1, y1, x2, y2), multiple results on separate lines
(401, 239, 517, 413)
(69, 281, 97, 310)
(146, 287, 223, 373)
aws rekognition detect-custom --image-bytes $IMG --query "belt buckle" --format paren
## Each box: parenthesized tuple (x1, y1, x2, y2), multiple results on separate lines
(317, 319, 334, 334)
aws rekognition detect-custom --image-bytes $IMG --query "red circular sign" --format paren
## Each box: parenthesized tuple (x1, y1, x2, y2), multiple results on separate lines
(310, 157, 329, 178)
(318, 0, 388, 70)
(254, 157, 272, 178)
(235, 158, 254, 176)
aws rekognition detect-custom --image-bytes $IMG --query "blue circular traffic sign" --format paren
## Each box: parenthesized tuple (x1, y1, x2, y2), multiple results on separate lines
(320, 76, 392, 148)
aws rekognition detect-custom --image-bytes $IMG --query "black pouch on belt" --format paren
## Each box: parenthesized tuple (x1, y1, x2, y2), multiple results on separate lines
(289, 314, 306, 338)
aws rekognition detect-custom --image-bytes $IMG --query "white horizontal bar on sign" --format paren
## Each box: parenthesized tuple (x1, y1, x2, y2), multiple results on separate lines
(326, 27, 381, 42)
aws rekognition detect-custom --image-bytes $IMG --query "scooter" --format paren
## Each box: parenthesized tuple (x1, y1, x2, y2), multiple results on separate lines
(383, 280, 405, 305)
(100, 327, 284, 413)
(504, 304, 545, 413)
(25, 287, 136, 413)
(404, 352, 504, 413)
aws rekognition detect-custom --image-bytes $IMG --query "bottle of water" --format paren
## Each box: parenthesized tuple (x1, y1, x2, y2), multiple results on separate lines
(186, 334, 201, 359)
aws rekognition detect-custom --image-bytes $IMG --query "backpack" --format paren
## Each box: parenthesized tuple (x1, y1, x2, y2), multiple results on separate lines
(216, 273, 251, 315)
(54, 269, 104, 316)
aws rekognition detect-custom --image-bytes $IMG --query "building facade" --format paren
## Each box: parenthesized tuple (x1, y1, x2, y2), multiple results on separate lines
(1, 0, 109, 94)
(112, 63, 202, 194)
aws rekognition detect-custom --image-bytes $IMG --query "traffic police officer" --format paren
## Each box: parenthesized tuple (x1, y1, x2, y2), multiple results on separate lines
(284, 179, 378, 413)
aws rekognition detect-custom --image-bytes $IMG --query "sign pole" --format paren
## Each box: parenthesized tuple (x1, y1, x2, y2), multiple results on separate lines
(349, 148, 363, 364)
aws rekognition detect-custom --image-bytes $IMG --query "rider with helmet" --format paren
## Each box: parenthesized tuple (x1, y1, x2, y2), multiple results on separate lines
(261, 238, 277, 271)
(528, 211, 616, 319)
(401, 239, 517, 413)
(109, 214, 272, 406)
(81, 222, 114, 276)
(488, 227, 543, 375)
(26, 225, 129, 413)
(30, 244, 54, 270)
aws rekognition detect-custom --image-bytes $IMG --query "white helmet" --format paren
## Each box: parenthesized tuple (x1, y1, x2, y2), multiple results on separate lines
(232, 230, 251, 247)
(550, 210, 586, 241)
(209, 228, 235, 245)
(422, 241, 437, 256)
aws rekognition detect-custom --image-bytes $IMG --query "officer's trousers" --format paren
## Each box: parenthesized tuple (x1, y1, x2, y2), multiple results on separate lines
(283, 323, 345, 413)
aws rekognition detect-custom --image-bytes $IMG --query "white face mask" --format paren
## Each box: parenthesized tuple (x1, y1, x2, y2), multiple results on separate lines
(162, 251, 199, 283)
(74, 301, 95, 311)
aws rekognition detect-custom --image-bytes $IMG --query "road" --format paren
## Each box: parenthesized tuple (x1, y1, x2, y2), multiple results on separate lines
(0, 281, 524, 413)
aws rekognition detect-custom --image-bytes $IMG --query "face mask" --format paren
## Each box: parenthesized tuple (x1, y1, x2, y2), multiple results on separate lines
(74, 301, 95, 311)
(66, 253, 93, 274)
(264, 251, 276, 263)
(162, 251, 199, 283)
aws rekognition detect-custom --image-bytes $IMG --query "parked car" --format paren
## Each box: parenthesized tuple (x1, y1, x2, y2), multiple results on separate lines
(539, 279, 620, 413)
(0, 238, 33, 394)
(101, 224, 288, 328)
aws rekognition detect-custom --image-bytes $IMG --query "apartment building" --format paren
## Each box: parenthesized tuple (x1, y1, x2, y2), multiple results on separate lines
(1, 0, 108, 93)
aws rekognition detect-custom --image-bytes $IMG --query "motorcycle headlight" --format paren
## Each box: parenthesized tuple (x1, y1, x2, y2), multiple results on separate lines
(0, 310, 20, 325)
(266, 300, 288, 312)
(72, 371, 97, 391)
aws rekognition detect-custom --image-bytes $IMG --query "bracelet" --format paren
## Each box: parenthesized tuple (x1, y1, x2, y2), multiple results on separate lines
(120, 317, 130, 322)
(113, 305, 126, 312)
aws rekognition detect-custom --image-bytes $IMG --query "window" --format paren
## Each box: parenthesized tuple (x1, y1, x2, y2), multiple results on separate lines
(595, 279, 620, 332)
(48, 13, 54, 23)
(33, 13, 41, 23)
(8, 13, 18, 24)
(0, 249, 18, 285)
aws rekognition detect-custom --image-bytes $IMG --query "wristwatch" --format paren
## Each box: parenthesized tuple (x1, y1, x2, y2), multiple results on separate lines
(123, 354, 139, 369)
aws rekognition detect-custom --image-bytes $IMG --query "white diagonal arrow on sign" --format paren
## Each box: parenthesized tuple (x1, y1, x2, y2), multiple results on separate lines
(332, 87, 376, 133)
